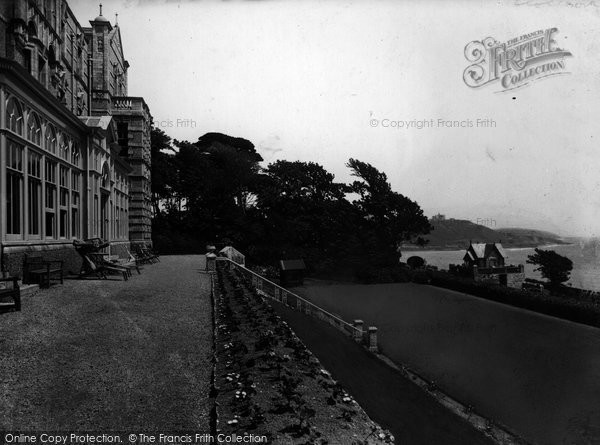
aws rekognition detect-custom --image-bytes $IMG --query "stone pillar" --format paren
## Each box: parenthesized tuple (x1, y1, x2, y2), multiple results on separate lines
(368, 327, 378, 352)
(353, 320, 364, 343)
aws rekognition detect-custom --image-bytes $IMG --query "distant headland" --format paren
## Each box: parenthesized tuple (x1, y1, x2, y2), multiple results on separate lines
(402, 215, 570, 251)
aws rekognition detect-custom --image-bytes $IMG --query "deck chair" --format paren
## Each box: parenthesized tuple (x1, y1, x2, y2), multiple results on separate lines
(81, 253, 130, 280)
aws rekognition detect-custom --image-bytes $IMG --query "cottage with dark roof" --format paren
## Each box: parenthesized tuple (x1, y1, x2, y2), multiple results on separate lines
(461, 242, 524, 287)
(463, 242, 508, 269)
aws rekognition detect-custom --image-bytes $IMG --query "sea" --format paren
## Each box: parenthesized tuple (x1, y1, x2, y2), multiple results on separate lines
(410, 239, 600, 292)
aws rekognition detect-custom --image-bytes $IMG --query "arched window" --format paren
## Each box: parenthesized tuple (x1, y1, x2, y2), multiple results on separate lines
(6, 97, 23, 134)
(101, 162, 110, 188)
(27, 112, 42, 145)
(45, 125, 56, 153)
(71, 142, 80, 166)
(58, 134, 70, 160)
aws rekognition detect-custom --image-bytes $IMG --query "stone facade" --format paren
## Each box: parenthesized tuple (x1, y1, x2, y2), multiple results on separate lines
(0, 1, 152, 277)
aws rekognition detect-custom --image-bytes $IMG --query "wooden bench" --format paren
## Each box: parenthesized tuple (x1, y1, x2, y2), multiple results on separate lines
(0, 277, 20, 312)
(24, 255, 63, 288)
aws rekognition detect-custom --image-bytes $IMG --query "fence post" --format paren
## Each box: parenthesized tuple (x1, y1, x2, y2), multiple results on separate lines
(368, 327, 378, 352)
(282, 291, 288, 306)
(353, 320, 364, 343)
(206, 253, 216, 271)
(274, 287, 281, 301)
(296, 297, 302, 311)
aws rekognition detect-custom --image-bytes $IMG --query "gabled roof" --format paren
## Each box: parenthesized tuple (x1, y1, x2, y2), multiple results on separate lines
(470, 243, 486, 258)
(467, 242, 508, 260)
(280, 259, 306, 271)
(495, 243, 508, 260)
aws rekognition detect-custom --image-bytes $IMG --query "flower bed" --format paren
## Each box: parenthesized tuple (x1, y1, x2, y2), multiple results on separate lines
(213, 263, 394, 444)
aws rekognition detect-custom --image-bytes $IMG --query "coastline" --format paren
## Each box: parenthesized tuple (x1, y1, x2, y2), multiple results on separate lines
(401, 242, 573, 252)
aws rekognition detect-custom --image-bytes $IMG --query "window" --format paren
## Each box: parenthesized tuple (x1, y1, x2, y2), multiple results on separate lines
(117, 122, 128, 155)
(6, 143, 24, 235)
(45, 160, 57, 238)
(101, 163, 110, 188)
(6, 98, 23, 135)
(28, 152, 42, 236)
(59, 134, 70, 160)
(45, 126, 56, 153)
(71, 142, 80, 166)
(27, 112, 42, 145)
(97, 36, 104, 52)
(59, 166, 69, 238)
(71, 171, 80, 238)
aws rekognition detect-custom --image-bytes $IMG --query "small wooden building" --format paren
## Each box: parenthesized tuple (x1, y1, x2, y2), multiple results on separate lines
(279, 259, 306, 287)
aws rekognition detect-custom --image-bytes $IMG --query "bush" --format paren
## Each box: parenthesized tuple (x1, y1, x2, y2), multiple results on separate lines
(410, 270, 431, 284)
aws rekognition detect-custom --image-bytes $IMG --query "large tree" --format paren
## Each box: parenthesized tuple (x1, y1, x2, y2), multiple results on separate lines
(346, 158, 432, 267)
(527, 248, 573, 290)
(150, 127, 177, 217)
(253, 160, 357, 270)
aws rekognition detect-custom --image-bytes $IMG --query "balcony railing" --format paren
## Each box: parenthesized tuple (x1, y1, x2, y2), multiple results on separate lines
(111, 96, 147, 112)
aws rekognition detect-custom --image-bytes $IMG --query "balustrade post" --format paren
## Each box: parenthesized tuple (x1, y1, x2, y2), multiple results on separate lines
(206, 253, 216, 272)
(353, 319, 364, 343)
(368, 327, 378, 352)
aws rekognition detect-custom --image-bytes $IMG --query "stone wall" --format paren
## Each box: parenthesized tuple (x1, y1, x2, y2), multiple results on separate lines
(474, 271, 525, 289)
(507, 272, 526, 289)
(2, 240, 133, 278)
(2, 243, 82, 278)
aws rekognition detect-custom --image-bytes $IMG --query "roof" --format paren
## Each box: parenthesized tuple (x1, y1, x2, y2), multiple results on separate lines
(79, 115, 112, 131)
(279, 259, 306, 271)
(467, 242, 508, 260)
(495, 243, 508, 260)
(470, 243, 486, 258)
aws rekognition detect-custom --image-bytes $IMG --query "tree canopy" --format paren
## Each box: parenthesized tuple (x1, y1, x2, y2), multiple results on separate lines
(526, 248, 573, 289)
(151, 130, 432, 281)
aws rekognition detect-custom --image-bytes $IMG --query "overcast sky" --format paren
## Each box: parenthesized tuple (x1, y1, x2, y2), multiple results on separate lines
(70, 0, 600, 237)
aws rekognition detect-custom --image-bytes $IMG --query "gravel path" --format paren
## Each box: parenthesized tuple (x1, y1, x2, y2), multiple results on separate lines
(0, 255, 213, 430)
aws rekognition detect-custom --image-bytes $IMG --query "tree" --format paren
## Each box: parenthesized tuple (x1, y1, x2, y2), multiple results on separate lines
(252, 160, 357, 270)
(526, 248, 573, 290)
(346, 158, 432, 267)
(150, 127, 177, 217)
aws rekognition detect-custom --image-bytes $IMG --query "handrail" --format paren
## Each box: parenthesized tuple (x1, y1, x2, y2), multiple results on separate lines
(219, 257, 361, 334)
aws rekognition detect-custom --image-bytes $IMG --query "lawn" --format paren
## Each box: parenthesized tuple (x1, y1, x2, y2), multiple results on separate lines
(292, 280, 600, 445)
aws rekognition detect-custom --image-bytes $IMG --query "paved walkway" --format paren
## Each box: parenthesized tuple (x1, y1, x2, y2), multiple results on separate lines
(271, 301, 494, 445)
(0, 255, 212, 430)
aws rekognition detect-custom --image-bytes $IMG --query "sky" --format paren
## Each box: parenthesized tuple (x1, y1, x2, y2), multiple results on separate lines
(70, 0, 600, 237)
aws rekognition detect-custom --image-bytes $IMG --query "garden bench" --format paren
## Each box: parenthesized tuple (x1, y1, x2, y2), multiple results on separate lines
(24, 255, 64, 288)
(0, 276, 20, 312)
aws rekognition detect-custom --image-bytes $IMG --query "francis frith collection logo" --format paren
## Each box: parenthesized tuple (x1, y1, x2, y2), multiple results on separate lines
(463, 28, 572, 92)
